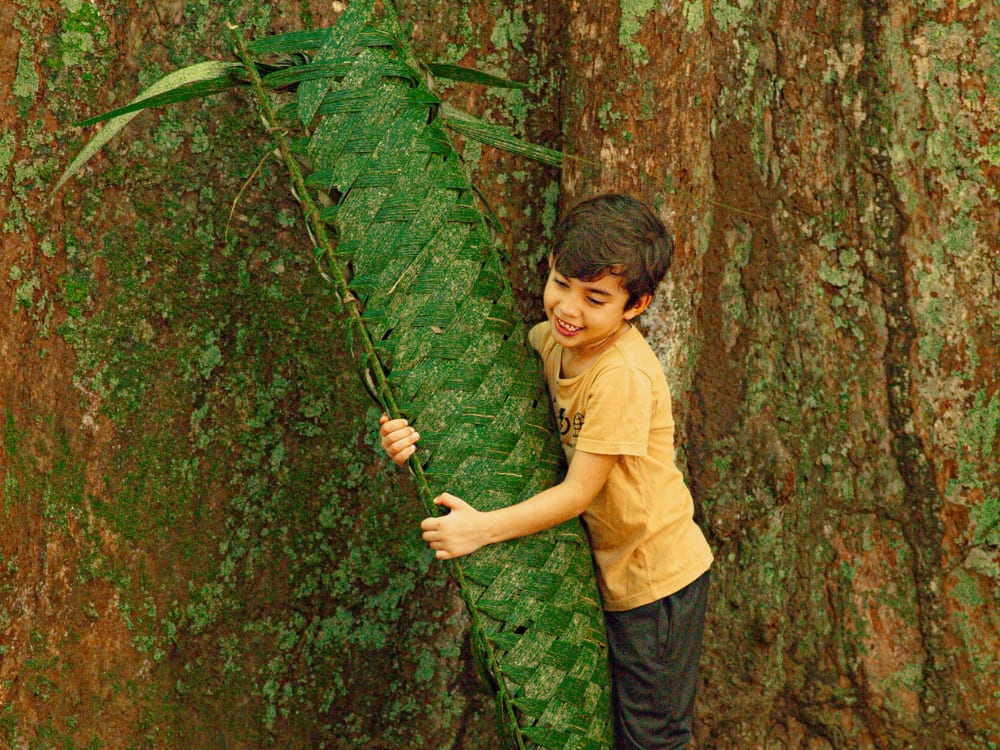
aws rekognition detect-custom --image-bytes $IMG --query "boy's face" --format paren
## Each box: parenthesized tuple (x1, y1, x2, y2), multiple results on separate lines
(543, 258, 650, 353)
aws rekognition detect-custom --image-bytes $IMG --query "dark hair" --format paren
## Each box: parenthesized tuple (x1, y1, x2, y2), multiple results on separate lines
(551, 193, 673, 310)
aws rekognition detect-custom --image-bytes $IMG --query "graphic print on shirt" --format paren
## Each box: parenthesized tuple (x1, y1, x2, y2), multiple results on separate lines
(555, 403, 584, 441)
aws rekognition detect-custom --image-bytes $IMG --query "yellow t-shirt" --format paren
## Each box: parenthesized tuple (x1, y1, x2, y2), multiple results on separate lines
(529, 321, 713, 611)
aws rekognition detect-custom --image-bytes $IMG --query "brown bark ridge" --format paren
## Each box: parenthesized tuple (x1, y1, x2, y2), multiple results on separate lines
(557, 1, 999, 747)
(1, 0, 998, 747)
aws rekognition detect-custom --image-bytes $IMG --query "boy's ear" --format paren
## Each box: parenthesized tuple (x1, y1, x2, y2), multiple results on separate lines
(624, 293, 652, 320)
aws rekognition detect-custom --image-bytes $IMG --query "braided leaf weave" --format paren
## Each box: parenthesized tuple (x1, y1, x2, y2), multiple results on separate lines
(58, 1, 613, 745)
(247, 4, 612, 747)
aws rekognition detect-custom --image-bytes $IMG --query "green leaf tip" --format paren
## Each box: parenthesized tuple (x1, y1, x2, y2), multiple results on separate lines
(440, 103, 567, 167)
(426, 62, 529, 90)
(52, 61, 244, 196)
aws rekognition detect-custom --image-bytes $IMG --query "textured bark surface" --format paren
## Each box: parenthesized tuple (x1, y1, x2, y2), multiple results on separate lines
(1, 1, 998, 748)
(560, 2, 1000, 747)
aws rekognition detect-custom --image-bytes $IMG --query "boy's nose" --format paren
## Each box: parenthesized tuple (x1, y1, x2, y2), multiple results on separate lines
(558, 301, 580, 319)
(559, 293, 583, 316)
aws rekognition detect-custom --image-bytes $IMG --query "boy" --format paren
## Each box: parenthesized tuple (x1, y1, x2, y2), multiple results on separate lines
(379, 194, 713, 749)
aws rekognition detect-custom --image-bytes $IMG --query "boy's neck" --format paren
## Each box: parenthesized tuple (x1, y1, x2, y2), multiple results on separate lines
(560, 322, 631, 377)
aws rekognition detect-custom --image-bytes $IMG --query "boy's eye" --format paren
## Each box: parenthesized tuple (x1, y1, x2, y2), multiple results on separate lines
(553, 278, 569, 288)
(586, 297, 606, 306)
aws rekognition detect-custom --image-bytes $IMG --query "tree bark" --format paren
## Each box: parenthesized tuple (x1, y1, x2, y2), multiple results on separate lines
(555, 1, 999, 747)
(1, 1, 997, 748)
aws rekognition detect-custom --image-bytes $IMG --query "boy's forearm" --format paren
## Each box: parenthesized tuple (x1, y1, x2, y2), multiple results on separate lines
(481, 450, 618, 545)
(420, 451, 616, 560)
(482, 483, 591, 545)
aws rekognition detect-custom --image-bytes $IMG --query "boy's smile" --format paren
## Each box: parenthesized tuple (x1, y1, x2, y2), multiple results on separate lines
(553, 316, 583, 336)
(543, 262, 650, 362)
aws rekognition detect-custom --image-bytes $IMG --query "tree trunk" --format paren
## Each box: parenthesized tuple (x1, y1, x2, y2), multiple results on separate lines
(1, 1, 997, 748)
(555, 1, 999, 747)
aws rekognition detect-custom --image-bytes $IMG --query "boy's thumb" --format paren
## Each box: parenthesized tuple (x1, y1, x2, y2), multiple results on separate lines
(434, 492, 460, 510)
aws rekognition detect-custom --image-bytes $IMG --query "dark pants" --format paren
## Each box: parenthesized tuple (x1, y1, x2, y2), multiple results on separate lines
(603, 570, 710, 750)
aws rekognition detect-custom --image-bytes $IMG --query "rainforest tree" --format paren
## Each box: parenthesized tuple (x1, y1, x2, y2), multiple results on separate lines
(2, 1, 998, 748)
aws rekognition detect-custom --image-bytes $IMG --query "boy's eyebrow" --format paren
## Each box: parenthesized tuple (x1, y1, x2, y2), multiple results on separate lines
(552, 268, 620, 296)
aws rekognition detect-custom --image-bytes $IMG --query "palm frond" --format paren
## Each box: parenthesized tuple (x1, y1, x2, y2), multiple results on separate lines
(57, 4, 613, 746)
(52, 61, 243, 195)
(427, 61, 528, 90)
(234, 9, 612, 745)
(440, 103, 566, 167)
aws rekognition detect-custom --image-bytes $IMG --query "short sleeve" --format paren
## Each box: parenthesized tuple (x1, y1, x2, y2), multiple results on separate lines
(574, 363, 652, 456)
(528, 321, 549, 353)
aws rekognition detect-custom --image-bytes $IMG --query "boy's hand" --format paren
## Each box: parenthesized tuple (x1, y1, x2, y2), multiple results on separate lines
(379, 413, 420, 466)
(420, 493, 489, 560)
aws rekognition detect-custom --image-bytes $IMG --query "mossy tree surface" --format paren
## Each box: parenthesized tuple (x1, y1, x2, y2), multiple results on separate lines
(2, 1, 531, 747)
(556, 1, 999, 747)
(2, 1, 999, 749)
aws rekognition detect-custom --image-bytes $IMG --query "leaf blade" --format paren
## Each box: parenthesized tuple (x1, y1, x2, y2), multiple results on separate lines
(439, 103, 566, 167)
(53, 61, 243, 195)
(427, 62, 528, 90)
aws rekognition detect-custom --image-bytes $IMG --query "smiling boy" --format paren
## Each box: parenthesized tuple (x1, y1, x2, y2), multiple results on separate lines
(380, 194, 713, 749)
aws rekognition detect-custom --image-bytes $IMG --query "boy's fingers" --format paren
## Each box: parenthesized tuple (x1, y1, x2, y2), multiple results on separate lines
(388, 431, 419, 452)
(388, 432, 418, 452)
(380, 417, 409, 434)
(381, 426, 417, 451)
(377, 416, 420, 466)
(433, 492, 462, 510)
(385, 434, 417, 463)
(392, 445, 415, 465)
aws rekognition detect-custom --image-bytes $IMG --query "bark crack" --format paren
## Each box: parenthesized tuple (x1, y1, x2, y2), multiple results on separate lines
(855, 3, 954, 742)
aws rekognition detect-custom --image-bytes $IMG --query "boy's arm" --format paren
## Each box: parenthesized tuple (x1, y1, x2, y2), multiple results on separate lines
(420, 450, 617, 560)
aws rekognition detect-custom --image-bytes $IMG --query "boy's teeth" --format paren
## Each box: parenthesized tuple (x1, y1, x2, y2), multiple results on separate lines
(559, 318, 581, 332)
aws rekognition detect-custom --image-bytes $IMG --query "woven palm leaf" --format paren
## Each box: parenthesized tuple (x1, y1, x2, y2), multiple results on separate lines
(264, 5, 612, 747)
(56, 2, 613, 746)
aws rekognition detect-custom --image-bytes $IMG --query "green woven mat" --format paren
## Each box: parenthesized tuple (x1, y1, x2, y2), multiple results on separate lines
(265, 5, 612, 747)
(57, 1, 613, 745)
